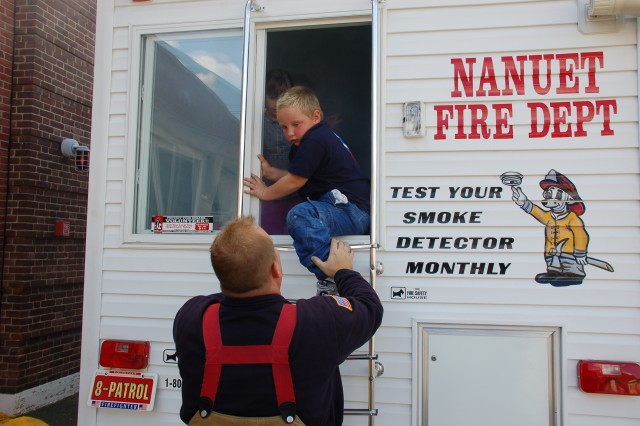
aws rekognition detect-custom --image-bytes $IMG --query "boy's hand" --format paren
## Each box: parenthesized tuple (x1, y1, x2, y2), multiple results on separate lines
(311, 239, 354, 279)
(243, 174, 267, 199)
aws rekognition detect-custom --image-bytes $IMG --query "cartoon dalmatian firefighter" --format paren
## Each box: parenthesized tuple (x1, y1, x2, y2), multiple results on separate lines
(501, 169, 614, 287)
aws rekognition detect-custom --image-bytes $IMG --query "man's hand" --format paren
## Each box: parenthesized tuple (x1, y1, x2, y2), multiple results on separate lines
(258, 154, 287, 182)
(311, 239, 353, 279)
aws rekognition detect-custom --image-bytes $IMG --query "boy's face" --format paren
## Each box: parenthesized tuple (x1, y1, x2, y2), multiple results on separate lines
(277, 107, 321, 146)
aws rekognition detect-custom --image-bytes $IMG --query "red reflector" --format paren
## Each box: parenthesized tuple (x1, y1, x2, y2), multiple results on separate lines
(100, 340, 150, 370)
(578, 360, 640, 396)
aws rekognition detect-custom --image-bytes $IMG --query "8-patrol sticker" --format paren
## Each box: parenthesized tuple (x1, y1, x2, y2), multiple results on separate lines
(331, 296, 352, 311)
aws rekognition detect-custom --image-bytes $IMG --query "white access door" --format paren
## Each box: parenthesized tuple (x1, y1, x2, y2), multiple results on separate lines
(419, 325, 560, 426)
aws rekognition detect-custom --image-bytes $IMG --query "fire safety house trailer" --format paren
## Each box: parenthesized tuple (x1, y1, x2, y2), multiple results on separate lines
(79, 0, 640, 425)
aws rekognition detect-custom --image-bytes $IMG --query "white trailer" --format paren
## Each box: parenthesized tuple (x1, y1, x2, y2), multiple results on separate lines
(79, 0, 640, 425)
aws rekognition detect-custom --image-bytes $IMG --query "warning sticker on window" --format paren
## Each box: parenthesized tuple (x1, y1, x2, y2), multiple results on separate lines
(152, 216, 215, 234)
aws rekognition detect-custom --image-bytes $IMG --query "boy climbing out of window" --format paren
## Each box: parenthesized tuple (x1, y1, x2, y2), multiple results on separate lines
(244, 86, 370, 295)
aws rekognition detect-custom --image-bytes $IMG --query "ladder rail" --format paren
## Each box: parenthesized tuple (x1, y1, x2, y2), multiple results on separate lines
(275, 243, 378, 252)
(366, 0, 382, 423)
(344, 2, 383, 423)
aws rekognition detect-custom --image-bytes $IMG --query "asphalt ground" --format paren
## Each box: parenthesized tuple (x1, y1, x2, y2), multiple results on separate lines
(22, 394, 78, 426)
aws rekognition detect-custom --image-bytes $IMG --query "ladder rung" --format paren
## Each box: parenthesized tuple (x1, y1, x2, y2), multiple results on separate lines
(276, 243, 379, 251)
(347, 353, 378, 360)
(344, 408, 378, 416)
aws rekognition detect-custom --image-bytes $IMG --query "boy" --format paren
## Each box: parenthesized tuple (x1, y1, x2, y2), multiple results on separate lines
(244, 86, 370, 295)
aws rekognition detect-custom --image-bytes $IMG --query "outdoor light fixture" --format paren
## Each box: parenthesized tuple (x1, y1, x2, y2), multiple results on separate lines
(578, 0, 640, 33)
(589, 0, 640, 16)
(61, 138, 90, 172)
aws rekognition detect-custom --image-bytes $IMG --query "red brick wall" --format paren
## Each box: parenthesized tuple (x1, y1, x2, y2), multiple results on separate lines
(0, 2, 14, 281)
(0, 0, 96, 394)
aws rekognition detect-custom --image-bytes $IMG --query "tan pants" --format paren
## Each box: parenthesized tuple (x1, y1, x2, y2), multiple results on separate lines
(189, 411, 305, 426)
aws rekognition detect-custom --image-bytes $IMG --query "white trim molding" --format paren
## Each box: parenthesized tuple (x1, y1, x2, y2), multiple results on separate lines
(0, 373, 79, 416)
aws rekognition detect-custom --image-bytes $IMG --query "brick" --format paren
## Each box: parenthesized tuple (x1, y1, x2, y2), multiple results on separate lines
(0, 0, 94, 394)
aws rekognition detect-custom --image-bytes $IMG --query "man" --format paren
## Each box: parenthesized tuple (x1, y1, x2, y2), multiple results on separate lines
(260, 69, 300, 235)
(173, 216, 383, 425)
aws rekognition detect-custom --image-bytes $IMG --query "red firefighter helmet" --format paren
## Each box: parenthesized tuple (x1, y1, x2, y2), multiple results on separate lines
(539, 169, 585, 216)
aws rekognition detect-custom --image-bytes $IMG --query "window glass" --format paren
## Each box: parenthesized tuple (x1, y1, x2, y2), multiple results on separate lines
(135, 30, 242, 233)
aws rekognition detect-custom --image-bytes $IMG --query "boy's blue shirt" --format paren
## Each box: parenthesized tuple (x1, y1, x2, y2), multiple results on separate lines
(288, 121, 370, 213)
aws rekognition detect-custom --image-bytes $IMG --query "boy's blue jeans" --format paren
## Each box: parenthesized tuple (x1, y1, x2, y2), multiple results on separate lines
(287, 190, 370, 280)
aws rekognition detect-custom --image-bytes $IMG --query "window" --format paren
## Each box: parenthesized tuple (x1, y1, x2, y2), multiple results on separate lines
(134, 30, 243, 233)
(257, 24, 372, 235)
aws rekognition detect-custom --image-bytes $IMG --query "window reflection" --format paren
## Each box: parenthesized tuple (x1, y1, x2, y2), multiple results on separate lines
(136, 30, 242, 233)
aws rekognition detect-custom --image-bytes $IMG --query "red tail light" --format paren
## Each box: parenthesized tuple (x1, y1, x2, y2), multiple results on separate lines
(578, 360, 640, 396)
(99, 340, 150, 370)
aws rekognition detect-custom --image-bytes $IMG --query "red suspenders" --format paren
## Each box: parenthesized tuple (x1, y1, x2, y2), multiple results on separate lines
(198, 303, 298, 423)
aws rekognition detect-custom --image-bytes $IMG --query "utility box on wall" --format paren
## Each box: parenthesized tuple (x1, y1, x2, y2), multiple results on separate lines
(403, 101, 426, 138)
(55, 220, 71, 237)
(415, 323, 560, 426)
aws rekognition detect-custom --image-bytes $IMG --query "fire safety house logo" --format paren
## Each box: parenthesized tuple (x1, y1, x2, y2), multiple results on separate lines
(391, 287, 406, 299)
(391, 287, 427, 300)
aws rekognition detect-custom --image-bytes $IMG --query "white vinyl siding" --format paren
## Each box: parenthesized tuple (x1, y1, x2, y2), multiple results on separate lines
(376, 1, 639, 425)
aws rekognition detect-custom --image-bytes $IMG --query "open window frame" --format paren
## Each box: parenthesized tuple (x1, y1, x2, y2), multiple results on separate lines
(244, 17, 375, 249)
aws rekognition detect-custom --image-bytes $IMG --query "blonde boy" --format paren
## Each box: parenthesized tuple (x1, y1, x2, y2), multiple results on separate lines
(244, 86, 370, 295)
